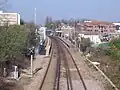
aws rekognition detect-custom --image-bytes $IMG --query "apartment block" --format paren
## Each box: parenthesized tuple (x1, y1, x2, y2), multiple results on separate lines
(0, 11, 20, 26)
(76, 21, 116, 34)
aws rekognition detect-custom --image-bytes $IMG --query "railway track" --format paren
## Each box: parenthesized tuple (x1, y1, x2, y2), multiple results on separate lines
(39, 36, 87, 90)
(53, 39, 61, 90)
(39, 39, 53, 90)
(53, 37, 73, 90)
(58, 38, 87, 90)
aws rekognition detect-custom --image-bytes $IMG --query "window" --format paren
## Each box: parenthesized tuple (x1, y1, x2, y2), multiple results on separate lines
(101, 26, 104, 28)
(104, 30, 107, 32)
(98, 25, 100, 28)
(95, 30, 98, 32)
(87, 25, 92, 28)
(113, 26, 116, 28)
(104, 26, 106, 29)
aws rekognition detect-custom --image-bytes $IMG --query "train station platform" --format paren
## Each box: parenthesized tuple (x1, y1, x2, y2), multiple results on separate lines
(19, 37, 52, 90)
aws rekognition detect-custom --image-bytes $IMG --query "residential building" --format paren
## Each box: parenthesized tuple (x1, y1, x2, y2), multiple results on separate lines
(113, 23, 120, 32)
(76, 21, 116, 34)
(75, 20, 117, 44)
(60, 25, 75, 38)
(0, 11, 20, 26)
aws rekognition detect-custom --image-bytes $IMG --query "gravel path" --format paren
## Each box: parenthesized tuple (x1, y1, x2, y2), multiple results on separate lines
(20, 55, 50, 90)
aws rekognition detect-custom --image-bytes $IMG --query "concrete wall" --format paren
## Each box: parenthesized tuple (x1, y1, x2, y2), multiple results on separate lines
(78, 34, 101, 44)
(84, 35, 101, 44)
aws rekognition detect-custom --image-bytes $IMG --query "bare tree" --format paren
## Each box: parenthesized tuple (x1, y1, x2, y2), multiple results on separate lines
(45, 16, 52, 25)
(0, 0, 8, 10)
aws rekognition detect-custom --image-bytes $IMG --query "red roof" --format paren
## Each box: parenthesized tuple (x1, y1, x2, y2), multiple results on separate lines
(84, 21, 114, 25)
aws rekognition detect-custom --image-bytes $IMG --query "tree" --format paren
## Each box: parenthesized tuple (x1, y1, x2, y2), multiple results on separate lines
(20, 19, 25, 25)
(61, 19, 68, 24)
(80, 38, 91, 53)
(45, 16, 52, 25)
(0, 0, 8, 9)
(54, 20, 61, 27)
(45, 16, 54, 29)
(0, 25, 27, 62)
(25, 22, 39, 47)
(45, 16, 49, 25)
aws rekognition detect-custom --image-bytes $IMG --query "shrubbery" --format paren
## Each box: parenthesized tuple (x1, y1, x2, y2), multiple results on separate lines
(80, 38, 91, 54)
(109, 38, 120, 60)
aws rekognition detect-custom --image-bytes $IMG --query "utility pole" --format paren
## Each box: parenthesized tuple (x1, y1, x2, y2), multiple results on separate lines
(74, 21, 77, 47)
(30, 55, 33, 77)
(29, 48, 34, 77)
(34, 8, 38, 45)
(34, 8, 36, 25)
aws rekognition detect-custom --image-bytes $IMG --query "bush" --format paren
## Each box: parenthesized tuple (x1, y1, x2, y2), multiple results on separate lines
(109, 38, 120, 60)
(80, 38, 91, 53)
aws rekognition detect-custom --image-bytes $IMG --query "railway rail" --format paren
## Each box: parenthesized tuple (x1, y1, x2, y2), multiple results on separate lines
(58, 37, 87, 90)
(39, 36, 87, 90)
(53, 37, 73, 90)
(39, 39, 53, 90)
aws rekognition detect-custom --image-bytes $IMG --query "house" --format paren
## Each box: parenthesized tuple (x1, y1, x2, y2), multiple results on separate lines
(60, 25, 75, 38)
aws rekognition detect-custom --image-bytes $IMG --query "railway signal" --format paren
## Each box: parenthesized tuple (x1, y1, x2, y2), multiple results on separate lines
(28, 47, 35, 77)
(30, 54, 33, 77)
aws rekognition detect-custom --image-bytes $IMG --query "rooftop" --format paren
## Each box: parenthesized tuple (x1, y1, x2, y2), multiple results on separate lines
(0, 10, 19, 14)
(77, 20, 114, 25)
(85, 21, 114, 25)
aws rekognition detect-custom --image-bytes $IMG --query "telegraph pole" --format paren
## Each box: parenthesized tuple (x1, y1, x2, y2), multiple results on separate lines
(30, 55, 33, 77)
(34, 8, 36, 25)
(29, 47, 35, 77)
(74, 21, 77, 47)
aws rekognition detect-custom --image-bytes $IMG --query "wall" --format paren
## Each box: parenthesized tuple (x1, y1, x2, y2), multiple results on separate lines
(83, 35, 101, 44)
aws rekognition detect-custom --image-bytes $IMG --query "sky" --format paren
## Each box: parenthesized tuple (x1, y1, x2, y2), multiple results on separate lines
(5, 0, 120, 24)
